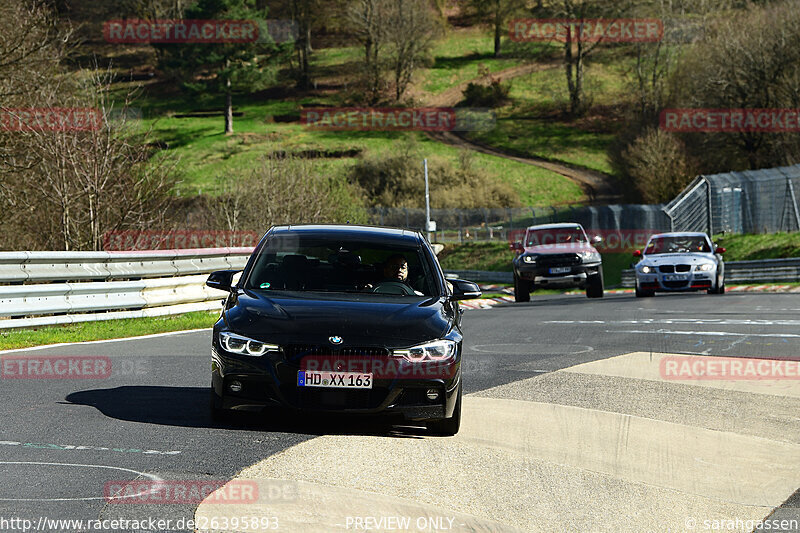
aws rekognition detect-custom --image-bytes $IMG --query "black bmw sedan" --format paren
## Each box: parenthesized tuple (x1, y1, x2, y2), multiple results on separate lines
(206, 224, 481, 435)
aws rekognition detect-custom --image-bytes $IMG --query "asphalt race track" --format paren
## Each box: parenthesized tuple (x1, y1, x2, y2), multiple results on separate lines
(1, 292, 799, 532)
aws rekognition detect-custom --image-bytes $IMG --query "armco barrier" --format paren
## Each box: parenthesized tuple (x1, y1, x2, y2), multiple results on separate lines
(621, 257, 800, 287)
(444, 270, 513, 283)
(0, 248, 254, 329)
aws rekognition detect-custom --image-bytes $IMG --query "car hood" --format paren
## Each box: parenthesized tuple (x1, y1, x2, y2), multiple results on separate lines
(224, 290, 454, 347)
(640, 253, 717, 265)
(523, 243, 596, 254)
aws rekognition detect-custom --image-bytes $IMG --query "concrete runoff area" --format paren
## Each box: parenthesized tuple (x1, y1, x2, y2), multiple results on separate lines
(196, 352, 800, 532)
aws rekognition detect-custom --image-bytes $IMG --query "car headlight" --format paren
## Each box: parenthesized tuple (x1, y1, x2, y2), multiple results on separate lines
(697, 263, 714, 271)
(219, 332, 279, 357)
(578, 251, 601, 262)
(523, 254, 537, 263)
(640, 265, 652, 274)
(392, 340, 457, 362)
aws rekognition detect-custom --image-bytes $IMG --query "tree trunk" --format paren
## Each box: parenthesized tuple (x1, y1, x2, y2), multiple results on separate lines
(564, 27, 585, 116)
(493, 3, 502, 58)
(225, 77, 233, 135)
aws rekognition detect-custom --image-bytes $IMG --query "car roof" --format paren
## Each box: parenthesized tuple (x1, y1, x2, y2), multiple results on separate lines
(268, 224, 422, 244)
(526, 223, 585, 231)
(649, 232, 710, 239)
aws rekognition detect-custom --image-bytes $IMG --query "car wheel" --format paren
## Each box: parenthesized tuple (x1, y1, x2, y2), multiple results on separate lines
(635, 286, 654, 298)
(709, 274, 726, 294)
(427, 383, 461, 436)
(210, 387, 225, 422)
(514, 273, 530, 303)
(586, 272, 604, 298)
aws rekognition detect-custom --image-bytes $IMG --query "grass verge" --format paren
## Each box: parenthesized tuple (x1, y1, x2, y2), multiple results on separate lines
(0, 311, 219, 351)
(714, 232, 800, 261)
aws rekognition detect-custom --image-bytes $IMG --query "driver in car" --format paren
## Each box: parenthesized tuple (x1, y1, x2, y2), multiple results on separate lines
(365, 254, 424, 295)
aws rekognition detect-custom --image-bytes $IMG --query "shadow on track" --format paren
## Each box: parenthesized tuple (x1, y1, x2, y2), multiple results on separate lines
(64, 386, 432, 438)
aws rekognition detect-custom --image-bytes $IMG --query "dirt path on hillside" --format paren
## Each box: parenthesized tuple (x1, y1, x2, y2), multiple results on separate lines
(423, 62, 621, 204)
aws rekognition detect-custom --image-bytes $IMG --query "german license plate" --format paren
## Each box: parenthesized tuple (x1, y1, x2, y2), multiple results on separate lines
(549, 267, 571, 274)
(663, 274, 688, 281)
(298, 371, 373, 389)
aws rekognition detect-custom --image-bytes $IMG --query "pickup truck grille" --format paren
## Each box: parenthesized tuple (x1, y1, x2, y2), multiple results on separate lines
(538, 254, 581, 267)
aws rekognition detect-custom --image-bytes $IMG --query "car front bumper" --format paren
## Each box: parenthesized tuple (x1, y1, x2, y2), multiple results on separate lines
(211, 346, 461, 422)
(515, 261, 602, 287)
(635, 271, 716, 291)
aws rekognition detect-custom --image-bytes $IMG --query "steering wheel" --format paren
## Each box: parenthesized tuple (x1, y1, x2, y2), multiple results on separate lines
(371, 281, 416, 296)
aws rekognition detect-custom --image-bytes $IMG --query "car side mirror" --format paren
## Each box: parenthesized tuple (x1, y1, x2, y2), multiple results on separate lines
(449, 279, 481, 300)
(632, 250, 642, 258)
(592, 235, 602, 244)
(509, 242, 523, 253)
(206, 269, 240, 292)
(715, 247, 726, 254)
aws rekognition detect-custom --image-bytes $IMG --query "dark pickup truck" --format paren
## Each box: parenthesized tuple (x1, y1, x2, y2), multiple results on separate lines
(511, 223, 604, 302)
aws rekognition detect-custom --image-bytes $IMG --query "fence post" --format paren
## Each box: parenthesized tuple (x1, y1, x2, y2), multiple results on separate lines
(704, 177, 713, 236)
(788, 177, 800, 231)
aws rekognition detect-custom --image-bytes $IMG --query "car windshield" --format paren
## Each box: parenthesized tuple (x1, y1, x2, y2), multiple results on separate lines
(244, 235, 437, 296)
(645, 236, 711, 254)
(525, 227, 587, 246)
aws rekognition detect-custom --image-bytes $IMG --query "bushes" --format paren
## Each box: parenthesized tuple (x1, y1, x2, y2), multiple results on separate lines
(619, 127, 696, 204)
(347, 144, 519, 208)
(461, 78, 511, 108)
(204, 156, 367, 231)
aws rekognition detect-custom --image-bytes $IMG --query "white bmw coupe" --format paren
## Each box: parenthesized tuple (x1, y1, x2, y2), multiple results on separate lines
(633, 232, 726, 297)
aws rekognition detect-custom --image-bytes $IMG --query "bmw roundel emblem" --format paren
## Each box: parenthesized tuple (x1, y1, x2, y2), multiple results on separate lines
(329, 336, 343, 345)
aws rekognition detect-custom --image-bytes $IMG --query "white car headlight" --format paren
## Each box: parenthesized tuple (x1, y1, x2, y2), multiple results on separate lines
(393, 340, 457, 362)
(697, 263, 714, 271)
(219, 332, 279, 357)
(640, 265, 653, 274)
(578, 251, 601, 262)
(523, 255, 537, 263)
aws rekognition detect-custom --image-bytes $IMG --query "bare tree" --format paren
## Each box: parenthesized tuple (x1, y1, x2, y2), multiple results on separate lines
(671, 1, 800, 171)
(348, 0, 389, 103)
(211, 156, 366, 231)
(621, 127, 696, 203)
(385, 0, 442, 101)
(549, 0, 634, 116)
(0, 0, 179, 251)
(467, 0, 526, 57)
(348, 0, 440, 102)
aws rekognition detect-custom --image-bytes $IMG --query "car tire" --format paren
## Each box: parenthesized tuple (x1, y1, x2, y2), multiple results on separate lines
(709, 274, 726, 294)
(586, 272, 604, 298)
(427, 383, 461, 436)
(210, 387, 225, 422)
(514, 273, 530, 303)
(635, 286, 654, 298)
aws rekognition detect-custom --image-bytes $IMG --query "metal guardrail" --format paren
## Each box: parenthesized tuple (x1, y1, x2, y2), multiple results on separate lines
(444, 270, 513, 283)
(0, 248, 252, 284)
(0, 248, 254, 329)
(621, 257, 800, 287)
